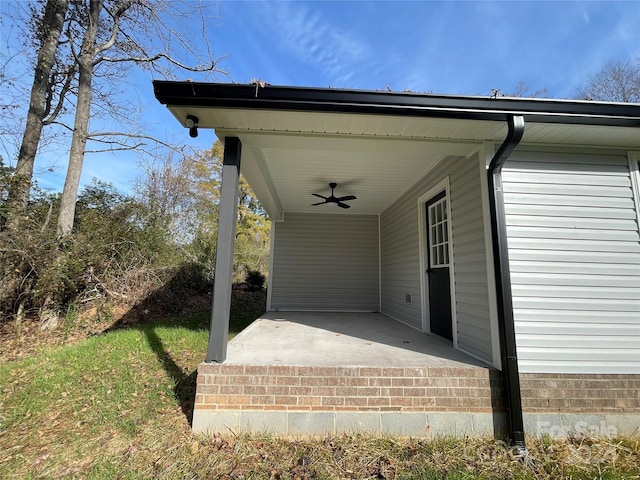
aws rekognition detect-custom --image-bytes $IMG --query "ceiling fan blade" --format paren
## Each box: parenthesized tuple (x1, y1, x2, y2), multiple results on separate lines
(337, 202, 351, 209)
(312, 193, 328, 200)
(312, 201, 328, 206)
(335, 195, 356, 202)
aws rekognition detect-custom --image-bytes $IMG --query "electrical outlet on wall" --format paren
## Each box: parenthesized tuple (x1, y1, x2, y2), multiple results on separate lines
(405, 293, 412, 304)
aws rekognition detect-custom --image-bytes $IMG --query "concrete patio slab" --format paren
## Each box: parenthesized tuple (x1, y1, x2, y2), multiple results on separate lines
(225, 311, 488, 368)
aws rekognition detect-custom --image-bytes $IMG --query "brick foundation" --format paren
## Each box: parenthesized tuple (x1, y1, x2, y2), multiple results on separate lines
(192, 364, 640, 436)
(520, 373, 640, 413)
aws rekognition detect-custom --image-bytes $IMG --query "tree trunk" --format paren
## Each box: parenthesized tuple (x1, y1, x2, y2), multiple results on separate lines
(4, 0, 69, 227)
(57, 0, 102, 237)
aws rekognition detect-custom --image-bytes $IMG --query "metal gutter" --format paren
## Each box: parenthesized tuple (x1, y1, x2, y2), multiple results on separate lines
(153, 81, 640, 127)
(487, 115, 527, 452)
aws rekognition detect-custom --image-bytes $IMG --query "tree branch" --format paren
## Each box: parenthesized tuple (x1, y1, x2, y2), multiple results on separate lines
(95, 52, 220, 73)
(85, 145, 144, 153)
(66, 19, 80, 63)
(93, 0, 136, 59)
(86, 131, 181, 150)
(43, 65, 77, 125)
(47, 120, 74, 132)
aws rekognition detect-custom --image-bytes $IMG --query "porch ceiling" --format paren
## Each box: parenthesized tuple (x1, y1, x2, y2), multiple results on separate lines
(224, 131, 480, 219)
(163, 103, 640, 220)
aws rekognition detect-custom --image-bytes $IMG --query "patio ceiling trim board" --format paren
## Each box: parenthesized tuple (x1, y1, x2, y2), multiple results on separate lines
(244, 143, 283, 219)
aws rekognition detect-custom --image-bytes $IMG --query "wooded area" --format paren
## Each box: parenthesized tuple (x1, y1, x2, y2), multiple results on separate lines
(0, 1, 269, 327)
(1, 138, 270, 327)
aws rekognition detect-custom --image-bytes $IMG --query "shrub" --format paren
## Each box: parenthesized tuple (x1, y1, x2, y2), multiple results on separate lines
(245, 270, 266, 290)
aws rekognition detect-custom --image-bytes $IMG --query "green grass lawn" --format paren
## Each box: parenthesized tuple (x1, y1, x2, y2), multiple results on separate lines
(1, 307, 638, 479)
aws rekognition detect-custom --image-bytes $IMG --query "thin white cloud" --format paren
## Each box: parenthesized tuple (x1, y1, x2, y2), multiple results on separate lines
(254, 1, 371, 86)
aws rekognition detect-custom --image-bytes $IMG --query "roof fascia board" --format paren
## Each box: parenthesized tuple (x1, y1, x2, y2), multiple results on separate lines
(153, 81, 640, 128)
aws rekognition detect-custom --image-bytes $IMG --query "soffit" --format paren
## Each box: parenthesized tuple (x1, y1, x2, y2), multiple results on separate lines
(168, 105, 640, 147)
(167, 106, 507, 141)
(522, 122, 640, 147)
(163, 105, 640, 220)
(167, 107, 494, 220)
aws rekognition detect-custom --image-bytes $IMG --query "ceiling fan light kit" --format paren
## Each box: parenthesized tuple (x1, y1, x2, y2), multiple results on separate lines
(311, 183, 357, 209)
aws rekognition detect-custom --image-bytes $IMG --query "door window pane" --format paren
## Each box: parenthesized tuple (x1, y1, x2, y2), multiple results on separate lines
(427, 195, 450, 268)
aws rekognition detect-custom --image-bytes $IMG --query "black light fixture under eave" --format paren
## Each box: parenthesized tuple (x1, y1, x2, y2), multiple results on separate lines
(185, 114, 199, 138)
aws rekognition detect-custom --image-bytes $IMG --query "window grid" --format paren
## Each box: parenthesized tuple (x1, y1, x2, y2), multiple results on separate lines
(428, 198, 449, 268)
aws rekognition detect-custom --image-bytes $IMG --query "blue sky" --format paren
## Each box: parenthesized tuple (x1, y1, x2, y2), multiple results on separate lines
(2, 0, 639, 195)
(214, 0, 639, 95)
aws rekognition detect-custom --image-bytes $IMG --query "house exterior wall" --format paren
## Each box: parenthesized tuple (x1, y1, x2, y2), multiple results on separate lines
(269, 212, 379, 311)
(503, 148, 640, 374)
(380, 153, 494, 365)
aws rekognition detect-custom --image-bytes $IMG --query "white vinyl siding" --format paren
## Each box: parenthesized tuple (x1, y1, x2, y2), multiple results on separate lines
(381, 153, 494, 364)
(270, 213, 379, 311)
(503, 150, 640, 374)
(451, 153, 493, 362)
(380, 182, 423, 329)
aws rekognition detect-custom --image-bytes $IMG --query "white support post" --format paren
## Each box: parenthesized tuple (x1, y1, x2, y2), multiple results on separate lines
(206, 136, 241, 363)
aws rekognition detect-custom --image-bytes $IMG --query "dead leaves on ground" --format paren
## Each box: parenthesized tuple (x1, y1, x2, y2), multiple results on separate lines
(201, 433, 402, 479)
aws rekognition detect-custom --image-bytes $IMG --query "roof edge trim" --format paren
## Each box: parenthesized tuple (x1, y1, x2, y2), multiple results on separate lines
(153, 81, 640, 128)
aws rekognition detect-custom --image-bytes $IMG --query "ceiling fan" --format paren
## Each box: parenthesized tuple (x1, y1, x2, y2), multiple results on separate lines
(311, 182, 357, 209)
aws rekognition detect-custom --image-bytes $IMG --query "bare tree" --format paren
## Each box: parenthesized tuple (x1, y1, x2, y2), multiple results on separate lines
(1, 0, 221, 235)
(508, 81, 548, 98)
(577, 59, 640, 103)
(56, 0, 101, 236)
(55, 0, 222, 236)
(3, 0, 70, 227)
